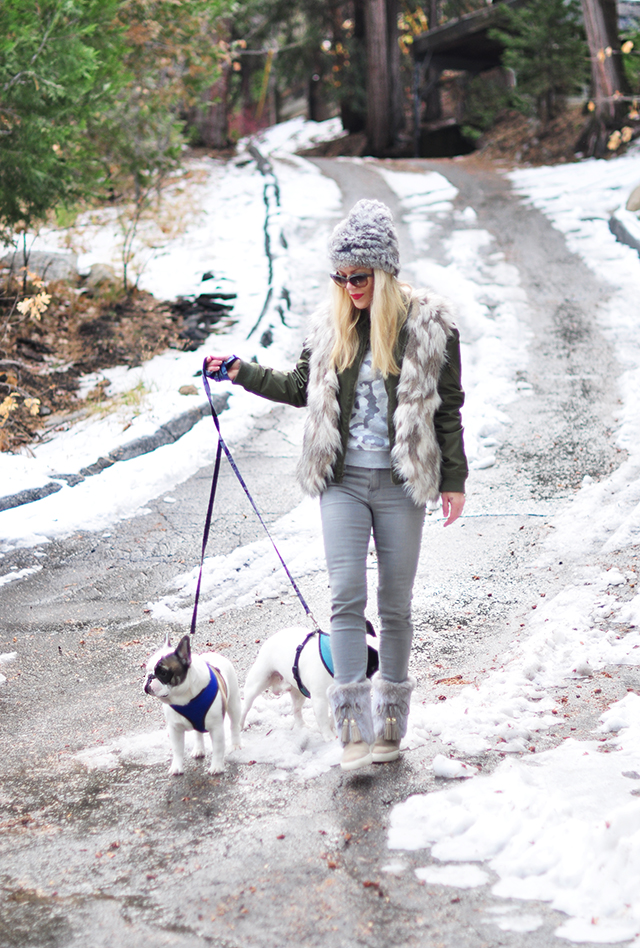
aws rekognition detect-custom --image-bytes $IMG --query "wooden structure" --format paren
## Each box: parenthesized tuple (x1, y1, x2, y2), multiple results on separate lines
(413, 0, 527, 73)
(411, 0, 527, 155)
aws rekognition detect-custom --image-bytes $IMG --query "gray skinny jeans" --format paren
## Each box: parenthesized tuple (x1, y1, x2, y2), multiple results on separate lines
(320, 466, 426, 684)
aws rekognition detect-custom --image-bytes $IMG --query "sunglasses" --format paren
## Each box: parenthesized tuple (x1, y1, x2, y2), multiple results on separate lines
(330, 271, 373, 289)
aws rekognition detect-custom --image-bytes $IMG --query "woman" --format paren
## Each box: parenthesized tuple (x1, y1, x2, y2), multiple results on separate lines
(206, 199, 467, 772)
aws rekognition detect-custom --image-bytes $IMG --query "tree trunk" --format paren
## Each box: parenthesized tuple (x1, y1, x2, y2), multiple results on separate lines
(429, 0, 439, 30)
(340, 0, 367, 133)
(201, 64, 230, 150)
(423, 62, 442, 122)
(365, 0, 390, 154)
(198, 19, 233, 150)
(386, 0, 404, 143)
(578, 0, 630, 157)
(423, 0, 442, 123)
(309, 49, 332, 122)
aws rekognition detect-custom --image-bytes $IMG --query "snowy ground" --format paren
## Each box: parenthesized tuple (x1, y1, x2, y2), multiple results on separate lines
(2, 118, 640, 943)
(385, 154, 640, 944)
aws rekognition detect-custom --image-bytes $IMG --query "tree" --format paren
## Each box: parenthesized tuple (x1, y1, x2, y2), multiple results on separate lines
(577, 0, 632, 156)
(365, 0, 390, 153)
(331, 0, 368, 134)
(386, 0, 404, 143)
(0, 0, 126, 249)
(221, 0, 408, 153)
(89, 0, 233, 289)
(199, 22, 234, 150)
(0, 0, 235, 284)
(491, 0, 588, 127)
(332, 0, 403, 154)
(227, 0, 345, 135)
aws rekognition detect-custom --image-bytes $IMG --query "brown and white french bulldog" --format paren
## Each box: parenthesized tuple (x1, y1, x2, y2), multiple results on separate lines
(144, 633, 241, 775)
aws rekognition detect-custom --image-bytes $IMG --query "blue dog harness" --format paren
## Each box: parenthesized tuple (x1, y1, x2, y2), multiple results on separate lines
(318, 632, 334, 677)
(292, 627, 379, 699)
(170, 664, 226, 732)
(292, 630, 330, 698)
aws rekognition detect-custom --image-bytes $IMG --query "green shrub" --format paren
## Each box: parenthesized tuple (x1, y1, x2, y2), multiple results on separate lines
(462, 71, 514, 140)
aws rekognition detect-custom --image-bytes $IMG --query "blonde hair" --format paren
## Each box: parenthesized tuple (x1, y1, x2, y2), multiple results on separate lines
(329, 269, 410, 377)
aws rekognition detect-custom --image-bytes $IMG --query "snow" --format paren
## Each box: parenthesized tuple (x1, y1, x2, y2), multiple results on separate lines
(415, 862, 489, 888)
(390, 727, 640, 944)
(0, 565, 42, 586)
(4, 117, 640, 941)
(75, 693, 341, 779)
(150, 496, 326, 622)
(386, 149, 640, 944)
(0, 651, 17, 686)
(0, 118, 343, 551)
(487, 912, 544, 934)
(432, 754, 479, 779)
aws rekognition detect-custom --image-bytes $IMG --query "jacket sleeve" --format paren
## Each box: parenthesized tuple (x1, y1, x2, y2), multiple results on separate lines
(435, 329, 468, 494)
(233, 348, 310, 408)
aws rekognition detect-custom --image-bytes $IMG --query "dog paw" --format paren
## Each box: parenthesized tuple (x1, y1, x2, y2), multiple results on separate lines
(169, 763, 184, 776)
(191, 748, 206, 759)
(208, 762, 225, 775)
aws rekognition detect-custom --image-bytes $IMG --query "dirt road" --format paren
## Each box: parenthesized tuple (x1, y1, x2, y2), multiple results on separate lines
(0, 156, 633, 948)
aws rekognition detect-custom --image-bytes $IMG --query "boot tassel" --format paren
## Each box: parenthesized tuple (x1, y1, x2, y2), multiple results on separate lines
(342, 718, 362, 743)
(383, 714, 399, 742)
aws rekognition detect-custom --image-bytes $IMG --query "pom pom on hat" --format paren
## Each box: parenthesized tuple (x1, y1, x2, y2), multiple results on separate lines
(329, 199, 400, 276)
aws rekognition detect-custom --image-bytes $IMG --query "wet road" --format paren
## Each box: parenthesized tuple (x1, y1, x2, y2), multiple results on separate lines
(0, 155, 631, 948)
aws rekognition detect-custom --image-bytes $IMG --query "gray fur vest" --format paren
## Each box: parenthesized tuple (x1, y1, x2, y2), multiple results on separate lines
(296, 290, 456, 505)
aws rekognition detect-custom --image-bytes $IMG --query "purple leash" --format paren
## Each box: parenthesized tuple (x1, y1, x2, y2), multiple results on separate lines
(191, 358, 321, 637)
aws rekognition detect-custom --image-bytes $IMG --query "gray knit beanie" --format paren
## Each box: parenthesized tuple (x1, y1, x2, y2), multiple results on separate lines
(328, 199, 400, 276)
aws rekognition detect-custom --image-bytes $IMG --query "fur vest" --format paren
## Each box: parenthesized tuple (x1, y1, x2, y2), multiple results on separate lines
(296, 290, 457, 505)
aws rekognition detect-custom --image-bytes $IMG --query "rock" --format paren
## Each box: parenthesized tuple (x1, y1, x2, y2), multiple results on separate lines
(627, 184, 640, 213)
(178, 384, 199, 396)
(0, 250, 79, 282)
(86, 263, 118, 290)
(0, 482, 63, 512)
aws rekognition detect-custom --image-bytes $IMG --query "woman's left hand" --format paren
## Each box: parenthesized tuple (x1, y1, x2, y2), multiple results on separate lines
(441, 492, 465, 526)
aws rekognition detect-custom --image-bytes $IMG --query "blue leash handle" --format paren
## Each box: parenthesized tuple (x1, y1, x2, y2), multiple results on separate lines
(192, 359, 321, 637)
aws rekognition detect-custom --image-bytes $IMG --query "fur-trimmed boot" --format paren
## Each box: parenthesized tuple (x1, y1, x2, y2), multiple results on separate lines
(371, 675, 415, 763)
(328, 680, 375, 772)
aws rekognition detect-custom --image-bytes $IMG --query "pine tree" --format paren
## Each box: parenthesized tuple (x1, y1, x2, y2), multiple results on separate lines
(0, 0, 126, 246)
(491, 0, 588, 126)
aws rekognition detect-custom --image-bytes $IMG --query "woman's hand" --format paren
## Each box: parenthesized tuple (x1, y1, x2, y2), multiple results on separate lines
(441, 491, 465, 526)
(205, 355, 240, 382)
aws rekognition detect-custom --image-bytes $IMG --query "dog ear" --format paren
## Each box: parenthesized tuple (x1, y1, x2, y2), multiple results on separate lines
(175, 634, 191, 667)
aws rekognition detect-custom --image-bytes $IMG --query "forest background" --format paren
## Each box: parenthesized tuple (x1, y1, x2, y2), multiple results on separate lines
(0, 0, 639, 451)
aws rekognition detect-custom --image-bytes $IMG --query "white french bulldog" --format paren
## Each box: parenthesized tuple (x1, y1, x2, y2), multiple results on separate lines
(240, 624, 378, 742)
(144, 633, 241, 775)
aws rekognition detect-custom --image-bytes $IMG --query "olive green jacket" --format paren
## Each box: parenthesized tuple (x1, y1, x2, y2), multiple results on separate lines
(235, 293, 468, 499)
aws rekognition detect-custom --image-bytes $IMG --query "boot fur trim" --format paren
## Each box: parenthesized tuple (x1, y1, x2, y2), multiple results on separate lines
(372, 675, 415, 741)
(327, 680, 375, 747)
